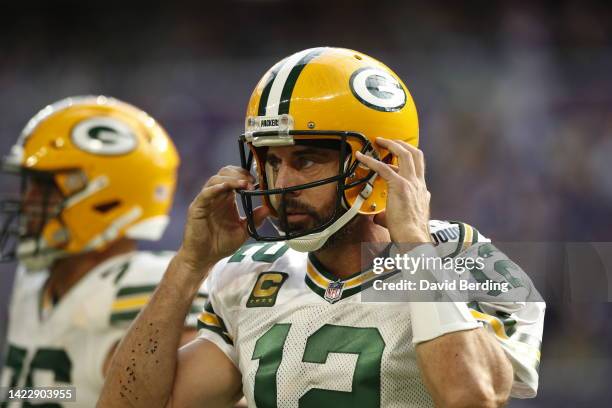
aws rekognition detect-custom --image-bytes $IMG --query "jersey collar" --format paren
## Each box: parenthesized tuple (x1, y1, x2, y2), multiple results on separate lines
(304, 246, 400, 303)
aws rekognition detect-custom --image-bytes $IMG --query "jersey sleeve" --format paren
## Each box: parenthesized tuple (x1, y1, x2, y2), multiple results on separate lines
(110, 251, 208, 329)
(470, 300, 544, 398)
(86, 252, 209, 387)
(449, 222, 545, 398)
(196, 258, 239, 367)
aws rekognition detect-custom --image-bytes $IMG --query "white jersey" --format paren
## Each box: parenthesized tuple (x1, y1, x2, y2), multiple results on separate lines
(1, 251, 207, 408)
(198, 220, 545, 408)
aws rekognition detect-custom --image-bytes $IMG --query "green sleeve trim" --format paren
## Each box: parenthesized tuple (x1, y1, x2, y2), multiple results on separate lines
(189, 305, 203, 314)
(110, 310, 140, 324)
(472, 228, 480, 244)
(116, 284, 158, 297)
(197, 321, 234, 345)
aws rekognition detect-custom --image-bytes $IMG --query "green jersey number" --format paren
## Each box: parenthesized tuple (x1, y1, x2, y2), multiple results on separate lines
(228, 243, 289, 264)
(469, 243, 525, 296)
(2, 344, 72, 408)
(252, 324, 385, 408)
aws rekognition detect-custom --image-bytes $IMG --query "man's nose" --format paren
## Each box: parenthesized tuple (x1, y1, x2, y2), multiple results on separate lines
(274, 164, 303, 192)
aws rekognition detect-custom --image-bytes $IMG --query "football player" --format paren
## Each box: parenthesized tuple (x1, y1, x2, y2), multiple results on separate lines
(0, 97, 208, 407)
(100, 48, 545, 408)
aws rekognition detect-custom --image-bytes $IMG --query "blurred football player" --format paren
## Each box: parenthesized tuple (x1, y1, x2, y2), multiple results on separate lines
(0, 96, 208, 407)
(100, 48, 545, 408)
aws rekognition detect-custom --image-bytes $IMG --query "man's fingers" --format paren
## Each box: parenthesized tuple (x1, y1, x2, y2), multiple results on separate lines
(375, 138, 416, 179)
(355, 151, 400, 181)
(218, 165, 255, 183)
(252, 205, 271, 228)
(207, 175, 253, 189)
(194, 179, 246, 207)
(394, 139, 425, 180)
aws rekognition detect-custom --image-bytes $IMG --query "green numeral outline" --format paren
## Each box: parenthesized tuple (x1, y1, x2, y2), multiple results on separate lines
(469, 244, 524, 296)
(1, 345, 71, 408)
(300, 325, 385, 408)
(252, 324, 385, 408)
(252, 324, 291, 408)
(228, 243, 288, 264)
(2, 345, 27, 394)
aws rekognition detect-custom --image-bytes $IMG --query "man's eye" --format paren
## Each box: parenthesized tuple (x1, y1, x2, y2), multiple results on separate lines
(298, 159, 315, 169)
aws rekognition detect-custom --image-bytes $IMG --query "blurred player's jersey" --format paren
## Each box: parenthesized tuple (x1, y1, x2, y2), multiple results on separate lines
(1, 251, 207, 408)
(198, 220, 545, 408)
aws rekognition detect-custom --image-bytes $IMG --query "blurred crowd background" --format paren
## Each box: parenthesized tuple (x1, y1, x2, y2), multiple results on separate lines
(0, 0, 611, 406)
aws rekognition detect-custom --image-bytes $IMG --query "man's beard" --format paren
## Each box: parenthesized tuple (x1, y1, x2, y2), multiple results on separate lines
(277, 196, 358, 251)
(277, 196, 331, 234)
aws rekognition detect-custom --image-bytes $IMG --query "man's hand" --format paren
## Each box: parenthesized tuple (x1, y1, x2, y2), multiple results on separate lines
(355, 138, 431, 244)
(177, 165, 270, 274)
(98, 166, 264, 408)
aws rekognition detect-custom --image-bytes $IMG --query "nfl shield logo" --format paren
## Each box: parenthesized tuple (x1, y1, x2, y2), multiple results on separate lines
(324, 280, 344, 304)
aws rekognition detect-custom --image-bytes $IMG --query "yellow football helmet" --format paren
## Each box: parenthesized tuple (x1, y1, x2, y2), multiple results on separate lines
(238, 47, 419, 252)
(0, 96, 179, 270)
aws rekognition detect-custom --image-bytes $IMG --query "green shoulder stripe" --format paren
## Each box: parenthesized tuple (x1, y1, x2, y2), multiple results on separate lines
(110, 310, 140, 324)
(197, 321, 234, 345)
(189, 292, 209, 314)
(472, 227, 480, 244)
(198, 300, 233, 345)
(445, 221, 484, 258)
(116, 285, 158, 298)
(110, 285, 159, 326)
(196, 292, 209, 301)
(467, 302, 517, 338)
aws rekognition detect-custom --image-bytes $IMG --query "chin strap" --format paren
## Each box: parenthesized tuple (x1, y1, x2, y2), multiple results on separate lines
(287, 173, 377, 252)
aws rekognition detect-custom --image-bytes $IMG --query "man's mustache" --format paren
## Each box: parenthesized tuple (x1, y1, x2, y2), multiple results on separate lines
(277, 198, 319, 218)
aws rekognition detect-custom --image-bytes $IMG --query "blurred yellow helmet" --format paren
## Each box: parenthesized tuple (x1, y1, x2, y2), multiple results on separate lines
(1, 96, 179, 270)
(238, 47, 419, 252)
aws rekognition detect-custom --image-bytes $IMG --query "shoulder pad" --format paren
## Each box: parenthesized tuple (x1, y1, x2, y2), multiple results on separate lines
(207, 242, 299, 299)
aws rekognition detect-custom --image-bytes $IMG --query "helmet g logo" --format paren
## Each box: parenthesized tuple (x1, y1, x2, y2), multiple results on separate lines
(71, 117, 137, 155)
(350, 67, 407, 112)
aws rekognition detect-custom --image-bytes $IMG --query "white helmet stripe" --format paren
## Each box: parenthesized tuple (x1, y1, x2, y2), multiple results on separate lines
(266, 49, 312, 116)
(265, 48, 324, 116)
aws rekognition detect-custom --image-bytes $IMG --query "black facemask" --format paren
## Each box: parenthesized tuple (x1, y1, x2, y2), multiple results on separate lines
(236, 130, 374, 242)
(0, 168, 63, 263)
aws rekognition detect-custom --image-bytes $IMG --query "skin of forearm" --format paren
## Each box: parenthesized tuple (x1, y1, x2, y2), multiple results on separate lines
(97, 256, 207, 408)
(416, 328, 513, 408)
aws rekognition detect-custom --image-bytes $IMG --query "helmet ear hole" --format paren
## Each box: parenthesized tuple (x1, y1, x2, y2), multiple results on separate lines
(55, 170, 87, 196)
(382, 153, 395, 164)
(93, 200, 121, 213)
